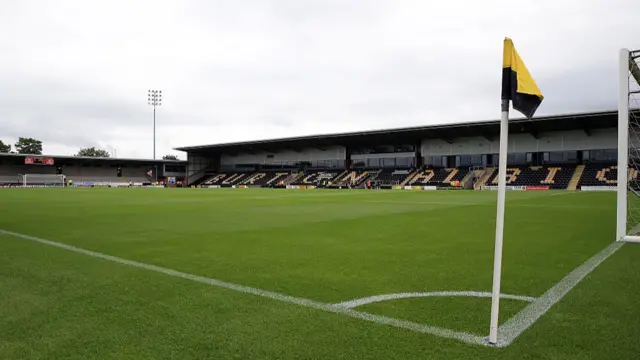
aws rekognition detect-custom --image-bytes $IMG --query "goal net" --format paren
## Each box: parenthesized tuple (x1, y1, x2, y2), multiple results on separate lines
(19, 174, 66, 187)
(618, 48, 640, 243)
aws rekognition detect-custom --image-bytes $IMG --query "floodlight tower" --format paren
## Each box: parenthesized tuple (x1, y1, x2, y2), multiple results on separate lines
(148, 89, 162, 159)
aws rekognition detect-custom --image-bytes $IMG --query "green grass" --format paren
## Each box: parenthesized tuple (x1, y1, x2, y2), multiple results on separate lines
(0, 188, 638, 359)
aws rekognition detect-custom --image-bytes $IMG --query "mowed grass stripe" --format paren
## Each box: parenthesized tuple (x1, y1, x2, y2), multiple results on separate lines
(0, 190, 501, 307)
(3, 229, 639, 359)
(5, 222, 619, 346)
(497, 241, 625, 347)
(0, 194, 497, 301)
(0, 190, 615, 303)
(0, 232, 490, 360)
(1, 189, 638, 359)
(0, 229, 485, 347)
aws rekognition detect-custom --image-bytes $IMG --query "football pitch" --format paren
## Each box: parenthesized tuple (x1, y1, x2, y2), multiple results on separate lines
(1, 188, 638, 359)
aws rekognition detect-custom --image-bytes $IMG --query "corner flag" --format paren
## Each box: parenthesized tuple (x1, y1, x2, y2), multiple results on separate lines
(489, 38, 543, 346)
(502, 38, 544, 119)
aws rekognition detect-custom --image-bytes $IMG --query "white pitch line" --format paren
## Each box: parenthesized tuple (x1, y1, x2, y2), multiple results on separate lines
(335, 291, 536, 309)
(0, 229, 486, 347)
(366, 200, 484, 206)
(546, 191, 575, 197)
(364, 200, 599, 210)
(249, 190, 398, 200)
(494, 241, 624, 347)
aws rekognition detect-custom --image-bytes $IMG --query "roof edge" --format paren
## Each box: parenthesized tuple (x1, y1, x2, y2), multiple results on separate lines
(0, 152, 186, 163)
(173, 109, 618, 152)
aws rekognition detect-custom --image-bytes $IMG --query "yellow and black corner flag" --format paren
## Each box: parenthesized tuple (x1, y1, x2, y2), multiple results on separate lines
(502, 38, 543, 119)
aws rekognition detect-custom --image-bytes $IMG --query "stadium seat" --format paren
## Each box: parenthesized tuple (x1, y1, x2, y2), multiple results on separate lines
(408, 167, 469, 186)
(291, 171, 340, 186)
(484, 165, 574, 189)
(373, 169, 413, 186)
(239, 172, 290, 187)
(329, 170, 371, 188)
(201, 172, 300, 187)
(201, 173, 249, 187)
(0, 175, 18, 185)
(577, 164, 638, 187)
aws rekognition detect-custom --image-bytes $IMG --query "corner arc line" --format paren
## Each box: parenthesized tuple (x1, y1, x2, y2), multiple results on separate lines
(334, 291, 537, 309)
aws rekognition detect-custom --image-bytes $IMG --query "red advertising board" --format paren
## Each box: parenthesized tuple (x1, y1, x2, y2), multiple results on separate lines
(525, 185, 549, 191)
(24, 157, 54, 165)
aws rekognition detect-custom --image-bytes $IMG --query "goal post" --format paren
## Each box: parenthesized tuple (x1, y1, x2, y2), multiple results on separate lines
(19, 174, 66, 188)
(617, 48, 640, 243)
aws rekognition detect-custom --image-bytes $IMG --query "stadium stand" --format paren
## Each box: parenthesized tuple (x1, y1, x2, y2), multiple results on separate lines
(328, 170, 372, 188)
(283, 172, 304, 185)
(577, 164, 627, 187)
(201, 173, 246, 187)
(242, 172, 291, 186)
(473, 167, 496, 189)
(62, 166, 150, 184)
(174, 110, 630, 193)
(200, 166, 592, 190)
(199, 171, 346, 188)
(374, 169, 413, 186)
(0, 153, 185, 187)
(566, 165, 586, 190)
(200, 172, 286, 187)
(407, 167, 469, 186)
(0, 164, 56, 176)
(0, 175, 17, 185)
(290, 171, 340, 186)
(2, 113, 625, 191)
(484, 165, 575, 189)
(0, 164, 57, 186)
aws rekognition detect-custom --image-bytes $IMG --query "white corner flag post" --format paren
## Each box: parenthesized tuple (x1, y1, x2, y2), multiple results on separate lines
(488, 99, 510, 345)
(489, 38, 543, 345)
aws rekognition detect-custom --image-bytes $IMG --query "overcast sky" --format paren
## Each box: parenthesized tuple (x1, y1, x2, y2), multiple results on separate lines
(0, 0, 638, 159)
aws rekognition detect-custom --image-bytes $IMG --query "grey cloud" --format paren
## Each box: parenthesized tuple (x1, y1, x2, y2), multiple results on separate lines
(1, 0, 639, 157)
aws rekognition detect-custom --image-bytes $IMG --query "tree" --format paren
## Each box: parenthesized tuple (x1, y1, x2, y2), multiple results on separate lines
(162, 154, 179, 160)
(76, 147, 111, 157)
(14, 137, 43, 154)
(0, 140, 10, 153)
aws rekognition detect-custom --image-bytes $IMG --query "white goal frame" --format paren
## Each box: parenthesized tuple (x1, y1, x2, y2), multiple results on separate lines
(617, 48, 640, 243)
(19, 174, 66, 187)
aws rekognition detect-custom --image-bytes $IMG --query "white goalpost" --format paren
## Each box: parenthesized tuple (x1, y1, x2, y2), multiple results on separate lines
(19, 174, 66, 187)
(617, 48, 640, 243)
